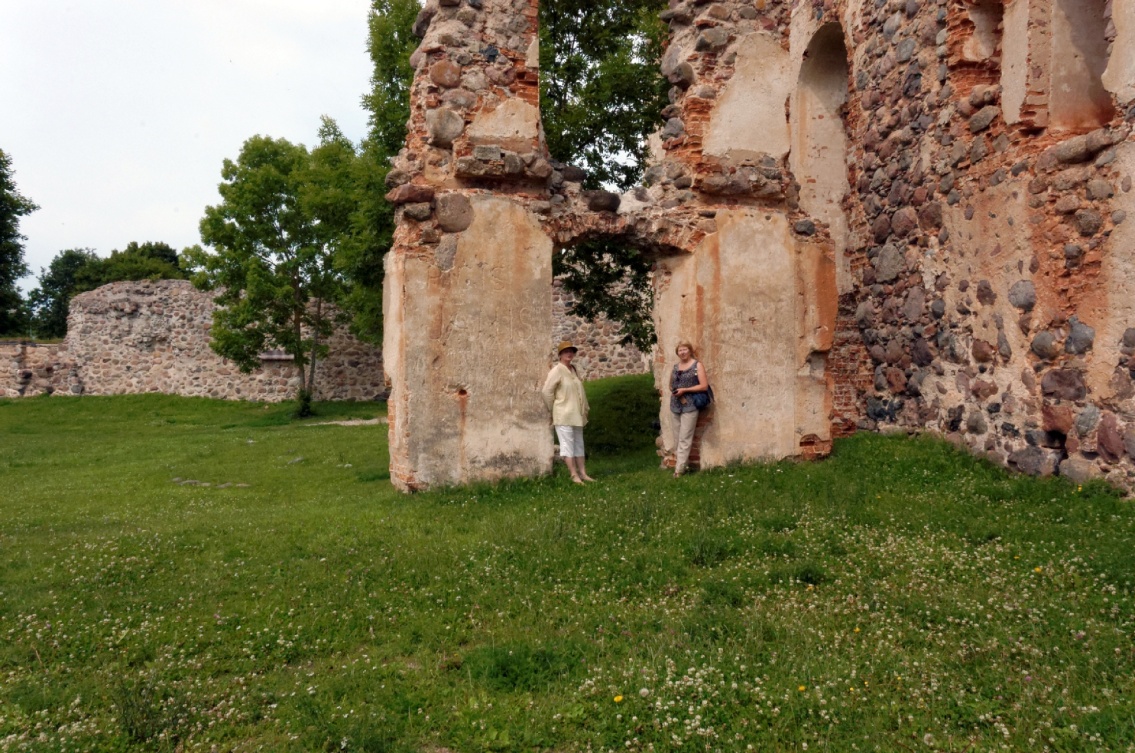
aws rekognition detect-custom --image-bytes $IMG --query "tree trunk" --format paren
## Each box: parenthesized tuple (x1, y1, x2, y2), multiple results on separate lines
(291, 282, 307, 396)
(307, 297, 324, 398)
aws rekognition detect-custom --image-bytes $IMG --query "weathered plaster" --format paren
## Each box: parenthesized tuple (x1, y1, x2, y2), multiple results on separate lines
(467, 98, 542, 151)
(385, 196, 554, 491)
(1103, 0, 1135, 104)
(1048, 0, 1116, 130)
(654, 211, 835, 466)
(703, 33, 793, 162)
(1002, 0, 1030, 124)
(790, 21, 852, 292)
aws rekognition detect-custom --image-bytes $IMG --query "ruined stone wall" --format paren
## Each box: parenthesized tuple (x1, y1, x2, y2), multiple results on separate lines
(2, 281, 388, 402)
(382, 0, 1135, 492)
(0, 342, 71, 398)
(551, 280, 651, 379)
(825, 0, 1135, 488)
(383, 0, 838, 490)
(643, 0, 1135, 490)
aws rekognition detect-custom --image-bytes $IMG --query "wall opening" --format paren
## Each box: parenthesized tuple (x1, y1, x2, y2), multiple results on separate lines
(1049, 0, 1116, 130)
(791, 23, 851, 293)
(963, 0, 1005, 63)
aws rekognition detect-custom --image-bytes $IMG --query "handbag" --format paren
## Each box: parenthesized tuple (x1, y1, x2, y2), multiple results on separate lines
(690, 362, 714, 410)
(691, 386, 713, 410)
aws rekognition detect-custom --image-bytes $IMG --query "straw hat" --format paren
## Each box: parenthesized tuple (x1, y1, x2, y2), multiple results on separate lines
(557, 340, 578, 355)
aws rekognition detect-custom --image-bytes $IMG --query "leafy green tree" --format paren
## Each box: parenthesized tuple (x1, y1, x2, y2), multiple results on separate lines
(540, 0, 668, 350)
(187, 129, 354, 414)
(27, 249, 99, 339)
(339, 0, 421, 345)
(77, 241, 187, 293)
(1, 149, 38, 336)
(364, 0, 419, 158)
(540, 0, 669, 191)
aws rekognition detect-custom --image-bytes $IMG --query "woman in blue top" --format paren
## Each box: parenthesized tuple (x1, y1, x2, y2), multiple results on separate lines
(669, 341, 709, 478)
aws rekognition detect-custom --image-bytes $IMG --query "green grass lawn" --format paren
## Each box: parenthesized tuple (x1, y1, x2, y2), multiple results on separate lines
(1, 375, 1133, 753)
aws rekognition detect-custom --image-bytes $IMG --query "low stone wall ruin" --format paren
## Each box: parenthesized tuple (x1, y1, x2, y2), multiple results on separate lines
(1, 341, 71, 398)
(2, 281, 387, 402)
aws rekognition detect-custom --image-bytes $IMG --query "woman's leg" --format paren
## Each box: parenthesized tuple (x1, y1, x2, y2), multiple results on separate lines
(571, 427, 594, 481)
(566, 456, 584, 483)
(670, 411, 682, 471)
(575, 429, 595, 481)
(556, 426, 584, 483)
(675, 410, 698, 476)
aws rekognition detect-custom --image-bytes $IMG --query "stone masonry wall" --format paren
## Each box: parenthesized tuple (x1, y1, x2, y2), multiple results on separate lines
(551, 280, 652, 379)
(4, 280, 388, 402)
(0, 342, 70, 398)
(826, 0, 1135, 489)
(628, 0, 1135, 491)
(383, 0, 1135, 492)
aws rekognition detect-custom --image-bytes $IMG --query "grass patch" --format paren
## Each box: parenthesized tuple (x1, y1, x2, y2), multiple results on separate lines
(1, 376, 1133, 752)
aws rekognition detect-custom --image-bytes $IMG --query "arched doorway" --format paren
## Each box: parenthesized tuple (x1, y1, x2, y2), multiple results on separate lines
(791, 22, 851, 293)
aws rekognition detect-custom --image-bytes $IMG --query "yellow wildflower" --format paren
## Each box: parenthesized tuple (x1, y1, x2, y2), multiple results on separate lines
(614, 695, 624, 703)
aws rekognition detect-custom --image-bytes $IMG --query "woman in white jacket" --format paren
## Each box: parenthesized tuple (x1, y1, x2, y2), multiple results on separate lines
(542, 341, 593, 484)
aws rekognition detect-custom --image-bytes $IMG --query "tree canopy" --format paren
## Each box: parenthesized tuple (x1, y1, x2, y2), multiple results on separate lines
(540, 0, 668, 349)
(187, 123, 369, 412)
(539, 0, 670, 191)
(0, 149, 38, 337)
(338, 0, 422, 345)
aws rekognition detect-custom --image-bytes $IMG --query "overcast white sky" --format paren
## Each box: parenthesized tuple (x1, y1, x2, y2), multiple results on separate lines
(1, 0, 376, 292)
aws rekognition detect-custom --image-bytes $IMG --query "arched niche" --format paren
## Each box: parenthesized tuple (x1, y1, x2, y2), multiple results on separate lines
(790, 22, 852, 293)
(1049, 0, 1116, 130)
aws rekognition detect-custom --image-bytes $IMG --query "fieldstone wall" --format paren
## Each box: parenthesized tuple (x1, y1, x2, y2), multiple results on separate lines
(0, 342, 71, 398)
(2, 280, 389, 402)
(826, 0, 1135, 490)
(551, 280, 651, 379)
(64, 281, 389, 401)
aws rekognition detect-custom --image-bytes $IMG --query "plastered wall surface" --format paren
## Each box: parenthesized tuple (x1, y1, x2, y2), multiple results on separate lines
(384, 0, 1135, 492)
(384, 195, 556, 490)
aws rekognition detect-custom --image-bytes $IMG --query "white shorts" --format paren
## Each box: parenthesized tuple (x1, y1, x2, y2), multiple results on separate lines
(554, 425, 585, 457)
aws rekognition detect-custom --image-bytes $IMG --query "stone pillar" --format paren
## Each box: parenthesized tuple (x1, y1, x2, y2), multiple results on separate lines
(383, 0, 556, 491)
(653, 212, 836, 467)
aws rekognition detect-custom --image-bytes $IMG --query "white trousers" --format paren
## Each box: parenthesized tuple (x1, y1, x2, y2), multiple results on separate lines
(555, 425, 585, 458)
(671, 411, 699, 472)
